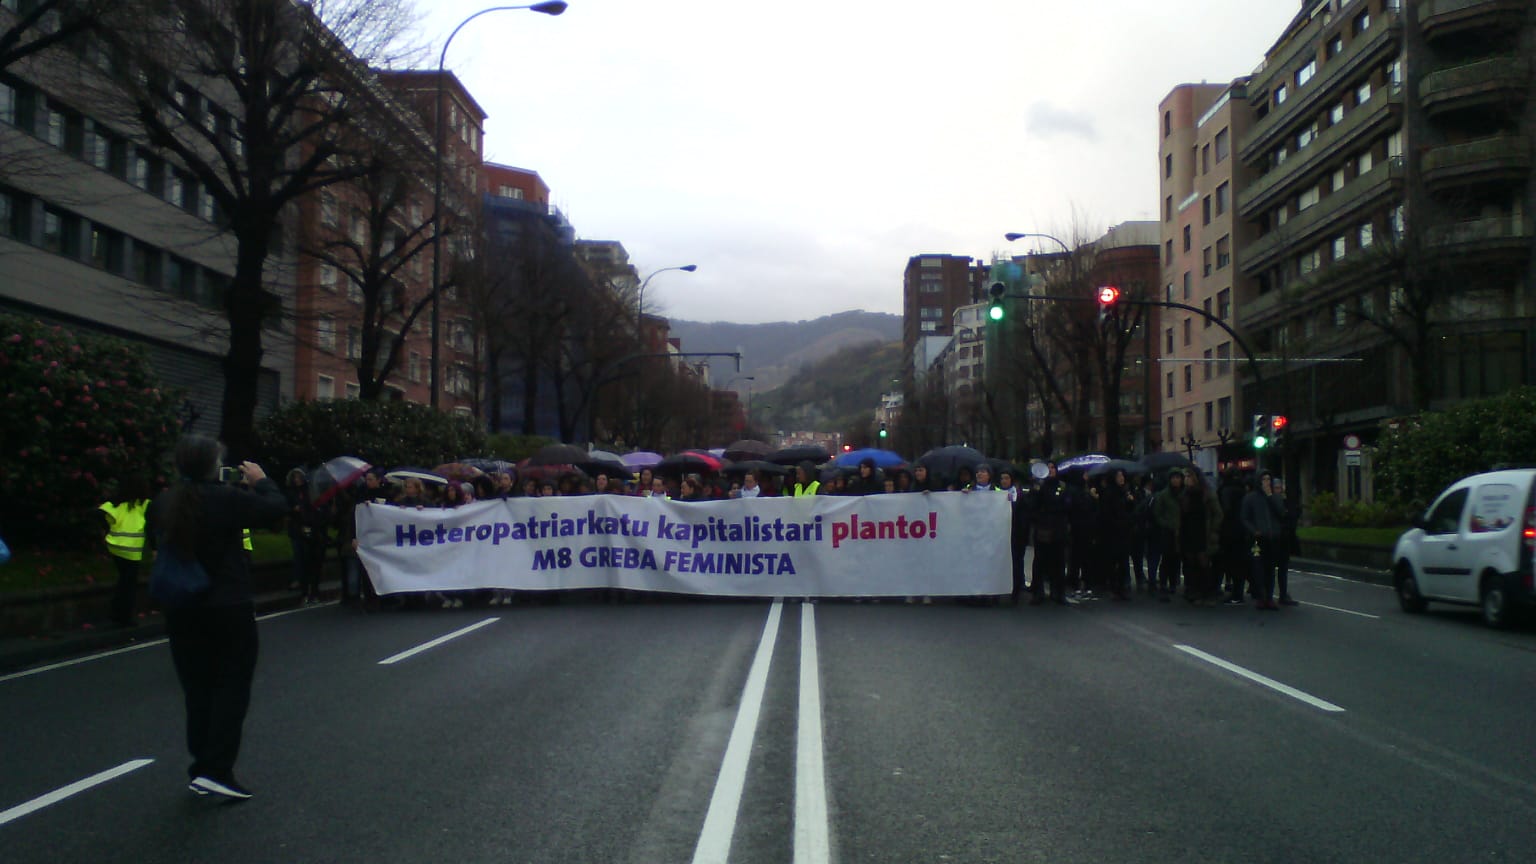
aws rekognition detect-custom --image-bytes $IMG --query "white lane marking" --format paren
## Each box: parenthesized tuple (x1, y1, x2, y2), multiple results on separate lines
(377, 617, 500, 665)
(1, 600, 330, 684)
(795, 603, 830, 864)
(691, 600, 783, 864)
(1300, 600, 1381, 620)
(1174, 644, 1346, 713)
(0, 640, 167, 684)
(1294, 569, 1393, 590)
(0, 759, 154, 826)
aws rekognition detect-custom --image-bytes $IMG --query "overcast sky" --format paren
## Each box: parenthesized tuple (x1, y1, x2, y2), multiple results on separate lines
(419, 0, 1303, 325)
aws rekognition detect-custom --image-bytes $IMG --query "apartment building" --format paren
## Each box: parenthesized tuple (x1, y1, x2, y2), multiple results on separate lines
(902, 253, 985, 379)
(1158, 81, 1254, 473)
(1234, 0, 1533, 496)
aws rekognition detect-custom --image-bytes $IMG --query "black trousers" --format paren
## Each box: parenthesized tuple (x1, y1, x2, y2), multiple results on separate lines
(1253, 537, 1279, 602)
(110, 555, 140, 627)
(1032, 541, 1066, 600)
(167, 604, 258, 783)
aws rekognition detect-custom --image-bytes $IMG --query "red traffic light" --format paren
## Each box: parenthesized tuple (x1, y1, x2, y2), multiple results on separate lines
(1097, 286, 1120, 306)
(1271, 415, 1289, 431)
(842, 444, 852, 452)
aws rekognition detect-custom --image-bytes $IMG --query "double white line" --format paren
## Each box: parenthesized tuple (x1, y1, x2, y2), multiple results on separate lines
(692, 600, 830, 864)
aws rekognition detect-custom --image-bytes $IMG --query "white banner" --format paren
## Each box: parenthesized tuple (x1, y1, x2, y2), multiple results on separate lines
(355, 492, 1011, 597)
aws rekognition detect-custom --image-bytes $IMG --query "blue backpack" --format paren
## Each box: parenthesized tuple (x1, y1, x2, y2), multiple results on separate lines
(150, 538, 210, 608)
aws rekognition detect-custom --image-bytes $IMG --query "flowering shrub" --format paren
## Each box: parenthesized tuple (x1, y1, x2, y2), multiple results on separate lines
(256, 398, 487, 473)
(0, 314, 181, 546)
(1374, 386, 1536, 512)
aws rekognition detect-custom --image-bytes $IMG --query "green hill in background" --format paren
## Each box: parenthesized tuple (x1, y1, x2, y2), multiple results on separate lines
(754, 340, 903, 444)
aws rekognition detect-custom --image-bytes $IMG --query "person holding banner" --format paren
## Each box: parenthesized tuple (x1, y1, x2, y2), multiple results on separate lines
(787, 462, 821, 497)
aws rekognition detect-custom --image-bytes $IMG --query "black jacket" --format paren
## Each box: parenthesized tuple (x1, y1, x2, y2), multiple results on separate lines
(147, 478, 287, 608)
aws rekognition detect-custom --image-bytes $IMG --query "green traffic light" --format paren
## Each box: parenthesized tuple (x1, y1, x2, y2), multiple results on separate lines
(988, 304, 1004, 321)
(1254, 435, 1269, 450)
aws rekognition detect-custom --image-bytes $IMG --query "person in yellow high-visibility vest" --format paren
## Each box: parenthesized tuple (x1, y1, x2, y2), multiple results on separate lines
(101, 478, 153, 628)
(786, 462, 821, 497)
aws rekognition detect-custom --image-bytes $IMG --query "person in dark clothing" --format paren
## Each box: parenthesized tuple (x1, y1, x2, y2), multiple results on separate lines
(845, 458, 884, 496)
(1274, 477, 1300, 605)
(1180, 469, 1224, 604)
(1150, 470, 1185, 601)
(299, 483, 333, 605)
(1098, 470, 1135, 600)
(1029, 464, 1071, 605)
(146, 435, 287, 801)
(1242, 472, 1286, 610)
(1216, 471, 1251, 603)
(1131, 475, 1155, 593)
(283, 469, 308, 591)
(1065, 475, 1098, 597)
(909, 463, 936, 492)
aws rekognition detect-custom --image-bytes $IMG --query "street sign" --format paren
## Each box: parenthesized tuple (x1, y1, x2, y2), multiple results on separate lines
(1343, 434, 1362, 450)
(1345, 452, 1362, 466)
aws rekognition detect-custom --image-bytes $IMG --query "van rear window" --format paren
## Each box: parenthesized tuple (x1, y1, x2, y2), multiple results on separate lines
(1469, 484, 1519, 533)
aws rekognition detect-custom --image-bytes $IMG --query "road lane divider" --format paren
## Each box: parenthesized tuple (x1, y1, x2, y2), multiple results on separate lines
(1174, 644, 1346, 713)
(691, 600, 783, 864)
(1299, 600, 1381, 619)
(795, 603, 830, 864)
(377, 617, 500, 665)
(0, 759, 153, 827)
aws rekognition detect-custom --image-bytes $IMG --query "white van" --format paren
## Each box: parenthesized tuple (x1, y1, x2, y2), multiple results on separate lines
(1392, 469, 1536, 628)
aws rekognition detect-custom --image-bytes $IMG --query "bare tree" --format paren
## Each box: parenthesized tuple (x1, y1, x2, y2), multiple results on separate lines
(0, 0, 119, 77)
(90, 0, 423, 456)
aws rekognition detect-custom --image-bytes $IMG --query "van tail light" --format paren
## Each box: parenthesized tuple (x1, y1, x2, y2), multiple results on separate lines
(1525, 507, 1536, 589)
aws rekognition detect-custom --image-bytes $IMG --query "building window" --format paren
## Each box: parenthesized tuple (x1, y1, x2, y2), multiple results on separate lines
(1391, 204, 1405, 238)
(1274, 84, 1288, 106)
(1182, 271, 1192, 299)
(166, 255, 196, 299)
(1272, 145, 1289, 169)
(1327, 35, 1343, 59)
(1163, 110, 1171, 138)
(1164, 239, 1173, 265)
(1298, 248, 1322, 276)
(1166, 371, 1175, 399)
(1164, 153, 1173, 179)
(1297, 121, 1319, 150)
(130, 242, 161, 287)
(1334, 302, 1348, 328)
(1360, 292, 1375, 319)
(1388, 130, 1403, 158)
(1356, 80, 1372, 105)
(1167, 417, 1176, 442)
(1202, 349, 1214, 381)
(89, 223, 124, 273)
(319, 264, 337, 290)
(1182, 225, 1191, 252)
(1276, 204, 1289, 226)
(1214, 128, 1229, 162)
(1331, 234, 1348, 260)
(1216, 235, 1231, 269)
(1204, 400, 1214, 431)
(408, 351, 421, 382)
(1165, 195, 1173, 222)
(317, 375, 335, 400)
(1202, 246, 1212, 277)
(1353, 10, 1370, 36)
(1295, 60, 1316, 88)
(317, 315, 335, 351)
(919, 306, 943, 320)
(1218, 397, 1232, 429)
(1329, 102, 1345, 126)
(1202, 300, 1213, 329)
(1217, 289, 1231, 320)
(346, 382, 361, 400)
(1185, 411, 1194, 435)
(1184, 365, 1193, 393)
(346, 326, 360, 360)
(1215, 182, 1229, 216)
(1217, 342, 1232, 376)
(1298, 186, 1319, 211)
(1359, 221, 1374, 248)
(1202, 197, 1211, 225)
(40, 206, 78, 257)
(1183, 318, 1192, 346)
(1201, 143, 1210, 175)
(1357, 150, 1374, 174)
(321, 192, 338, 227)
(0, 80, 14, 125)
(1332, 167, 1346, 192)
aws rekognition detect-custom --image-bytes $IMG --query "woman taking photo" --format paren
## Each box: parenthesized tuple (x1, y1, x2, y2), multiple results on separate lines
(147, 435, 286, 801)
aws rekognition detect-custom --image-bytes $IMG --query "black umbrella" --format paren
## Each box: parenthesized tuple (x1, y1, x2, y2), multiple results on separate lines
(721, 459, 789, 477)
(1086, 458, 1150, 479)
(528, 443, 589, 466)
(582, 449, 631, 477)
(915, 445, 987, 483)
(458, 458, 515, 474)
(654, 451, 724, 476)
(1140, 451, 1196, 472)
(767, 444, 831, 466)
(723, 439, 772, 462)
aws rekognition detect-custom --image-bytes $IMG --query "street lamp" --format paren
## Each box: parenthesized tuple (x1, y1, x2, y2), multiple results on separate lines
(1003, 232, 1072, 255)
(635, 264, 698, 335)
(429, 1, 568, 409)
(728, 374, 755, 428)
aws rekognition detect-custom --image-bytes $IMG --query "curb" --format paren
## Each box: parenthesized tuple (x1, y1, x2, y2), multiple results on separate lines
(1291, 556, 1393, 586)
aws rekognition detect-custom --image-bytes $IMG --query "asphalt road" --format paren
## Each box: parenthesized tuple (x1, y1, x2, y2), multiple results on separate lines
(3, 565, 1534, 863)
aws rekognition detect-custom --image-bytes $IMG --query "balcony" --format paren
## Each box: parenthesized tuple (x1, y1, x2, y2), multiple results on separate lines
(1237, 89, 1402, 219)
(1419, 0, 1529, 38)
(1238, 157, 1404, 275)
(1425, 214, 1535, 254)
(1422, 134, 1532, 190)
(1421, 56, 1530, 116)
(1238, 11, 1401, 165)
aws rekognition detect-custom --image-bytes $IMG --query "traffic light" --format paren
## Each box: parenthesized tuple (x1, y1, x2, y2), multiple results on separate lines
(878, 422, 888, 439)
(1252, 413, 1269, 449)
(1096, 285, 1120, 324)
(842, 444, 852, 452)
(1270, 414, 1288, 445)
(988, 282, 1006, 321)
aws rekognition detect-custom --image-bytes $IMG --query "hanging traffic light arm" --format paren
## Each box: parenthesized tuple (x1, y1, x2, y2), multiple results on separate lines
(995, 291, 1265, 414)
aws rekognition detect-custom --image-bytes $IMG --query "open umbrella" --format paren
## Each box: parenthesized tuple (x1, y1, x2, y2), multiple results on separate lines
(915, 445, 987, 482)
(721, 459, 789, 477)
(622, 450, 663, 469)
(433, 462, 486, 483)
(583, 450, 631, 477)
(515, 462, 587, 485)
(723, 439, 771, 461)
(655, 451, 723, 476)
(1057, 453, 1110, 471)
(384, 467, 448, 486)
(458, 458, 515, 474)
(310, 456, 371, 506)
(767, 444, 831, 466)
(528, 443, 589, 466)
(1139, 451, 1196, 472)
(1086, 458, 1149, 479)
(832, 447, 907, 469)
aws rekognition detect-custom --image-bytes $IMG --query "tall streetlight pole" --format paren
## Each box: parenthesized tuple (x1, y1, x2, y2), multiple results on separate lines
(634, 264, 697, 336)
(429, 1, 567, 409)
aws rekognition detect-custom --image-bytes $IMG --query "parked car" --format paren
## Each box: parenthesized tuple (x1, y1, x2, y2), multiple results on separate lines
(1392, 469, 1536, 628)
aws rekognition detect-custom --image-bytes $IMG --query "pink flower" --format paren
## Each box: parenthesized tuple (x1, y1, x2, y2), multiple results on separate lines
(5, 334, 20, 343)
